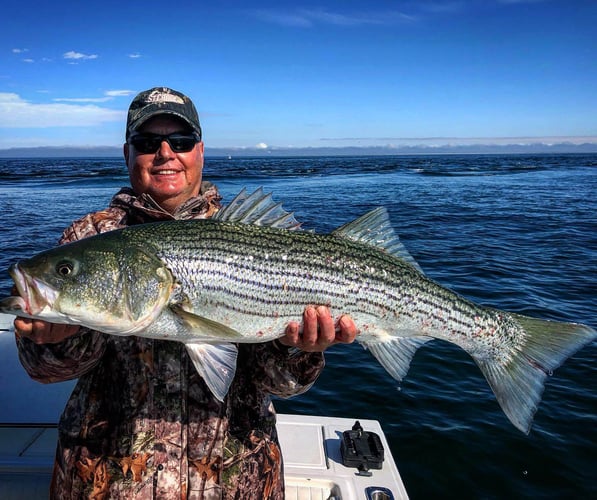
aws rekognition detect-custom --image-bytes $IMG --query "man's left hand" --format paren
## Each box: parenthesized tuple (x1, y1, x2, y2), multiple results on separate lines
(280, 306, 358, 352)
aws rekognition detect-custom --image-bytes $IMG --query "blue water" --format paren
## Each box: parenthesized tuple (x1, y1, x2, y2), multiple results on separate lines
(0, 154, 595, 498)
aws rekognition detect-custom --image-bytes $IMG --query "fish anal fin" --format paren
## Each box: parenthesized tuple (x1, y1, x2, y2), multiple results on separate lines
(362, 336, 432, 382)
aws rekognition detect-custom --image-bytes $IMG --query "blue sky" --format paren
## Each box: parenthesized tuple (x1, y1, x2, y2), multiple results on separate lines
(1, 0, 596, 150)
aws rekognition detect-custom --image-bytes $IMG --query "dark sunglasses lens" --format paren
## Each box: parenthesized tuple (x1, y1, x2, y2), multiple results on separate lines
(130, 136, 161, 153)
(168, 135, 197, 152)
(130, 134, 197, 153)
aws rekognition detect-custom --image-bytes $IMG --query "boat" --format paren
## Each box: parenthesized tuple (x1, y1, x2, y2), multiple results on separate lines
(0, 416, 407, 499)
(0, 313, 408, 499)
(278, 413, 407, 499)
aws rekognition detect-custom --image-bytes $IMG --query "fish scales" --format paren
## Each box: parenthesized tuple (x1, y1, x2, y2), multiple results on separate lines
(1, 194, 595, 433)
(125, 220, 498, 348)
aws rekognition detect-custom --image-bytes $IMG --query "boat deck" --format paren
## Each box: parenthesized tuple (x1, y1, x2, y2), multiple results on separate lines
(279, 413, 407, 499)
(0, 415, 407, 499)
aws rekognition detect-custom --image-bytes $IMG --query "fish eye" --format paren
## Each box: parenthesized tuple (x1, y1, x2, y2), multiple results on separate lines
(56, 261, 75, 277)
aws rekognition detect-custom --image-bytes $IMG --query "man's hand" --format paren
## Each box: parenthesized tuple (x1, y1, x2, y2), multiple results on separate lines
(280, 306, 358, 352)
(14, 317, 80, 344)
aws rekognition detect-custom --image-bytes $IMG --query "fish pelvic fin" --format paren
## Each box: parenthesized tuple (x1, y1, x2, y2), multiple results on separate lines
(170, 305, 244, 401)
(332, 208, 424, 274)
(185, 342, 238, 402)
(476, 314, 596, 434)
(362, 336, 433, 382)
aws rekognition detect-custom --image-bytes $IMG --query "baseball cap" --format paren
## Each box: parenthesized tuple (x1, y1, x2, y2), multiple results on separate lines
(126, 87, 202, 139)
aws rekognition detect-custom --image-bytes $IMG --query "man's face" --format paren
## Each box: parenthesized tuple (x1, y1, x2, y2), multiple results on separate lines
(124, 115, 204, 213)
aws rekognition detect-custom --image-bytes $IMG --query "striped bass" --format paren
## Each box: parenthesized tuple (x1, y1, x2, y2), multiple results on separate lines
(1, 189, 595, 433)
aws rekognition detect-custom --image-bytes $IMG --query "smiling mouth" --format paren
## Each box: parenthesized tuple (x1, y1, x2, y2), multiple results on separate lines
(154, 169, 181, 175)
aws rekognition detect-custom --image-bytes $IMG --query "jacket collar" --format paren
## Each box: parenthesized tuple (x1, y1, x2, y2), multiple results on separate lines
(109, 182, 222, 221)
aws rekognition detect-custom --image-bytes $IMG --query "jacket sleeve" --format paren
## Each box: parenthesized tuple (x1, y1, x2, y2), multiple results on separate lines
(239, 341, 325, 398)
(15, 211, 121, 383)
(16, 329, 107, 383)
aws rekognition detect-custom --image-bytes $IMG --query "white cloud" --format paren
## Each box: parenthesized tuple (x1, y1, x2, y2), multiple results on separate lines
(128, 53, 142, 59)
(63, 51, 98, 61)
(0, 92, 123, 128)
(255, 142, 269, 149)
(53, 90, 136, 103)
(319, 135, 597, 146)
(53, 97, 113, 103)
(23, 58, 35, 63)
(252, 8, 413, 27)
(105, 90, 136, 97)
(12, 48, 29, 53)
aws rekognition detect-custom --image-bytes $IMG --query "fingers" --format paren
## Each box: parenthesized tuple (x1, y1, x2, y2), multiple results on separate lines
(14, 317, 80, 344)
(284, 320, 301, 346)
(302, 306, 335, 350)
(14, 317, 37, 339)
(281, 306, 358, 352)
(335, 314, 358, 344)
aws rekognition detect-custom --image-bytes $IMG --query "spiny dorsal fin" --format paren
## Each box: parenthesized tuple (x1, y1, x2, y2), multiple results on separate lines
(332, 207, 424, 273)
(214, 187, 301, 230)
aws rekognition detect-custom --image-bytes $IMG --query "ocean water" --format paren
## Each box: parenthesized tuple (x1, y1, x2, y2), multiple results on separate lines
(0, 154, 595, 498)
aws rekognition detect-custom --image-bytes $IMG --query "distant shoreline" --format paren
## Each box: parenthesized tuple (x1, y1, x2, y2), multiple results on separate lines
(1, 143, 597, 159)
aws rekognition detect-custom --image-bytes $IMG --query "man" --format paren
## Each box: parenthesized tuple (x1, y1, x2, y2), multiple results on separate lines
(15, 87, 358, 499)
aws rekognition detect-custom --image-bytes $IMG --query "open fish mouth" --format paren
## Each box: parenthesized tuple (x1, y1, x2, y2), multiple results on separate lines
(0, 295, 29, 315)
(6, 263, 58, 316)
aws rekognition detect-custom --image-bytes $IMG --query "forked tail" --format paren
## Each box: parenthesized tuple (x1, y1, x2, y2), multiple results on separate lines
(474, 314, 596, 433)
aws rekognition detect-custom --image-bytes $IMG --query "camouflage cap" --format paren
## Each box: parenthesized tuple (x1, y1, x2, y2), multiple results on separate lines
(126, 87, 202, 139)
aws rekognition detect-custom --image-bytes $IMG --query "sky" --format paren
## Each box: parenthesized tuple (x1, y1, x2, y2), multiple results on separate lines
(1, 0, 596, 150)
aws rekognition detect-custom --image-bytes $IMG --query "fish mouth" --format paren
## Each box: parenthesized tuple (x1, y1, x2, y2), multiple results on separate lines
(7, 263, 59, 316)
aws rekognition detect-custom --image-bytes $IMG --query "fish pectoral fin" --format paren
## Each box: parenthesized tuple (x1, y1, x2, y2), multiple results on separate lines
(361, 336, 433, 382)
(170, 304, 244, 340)
(185, 342, 239, 402)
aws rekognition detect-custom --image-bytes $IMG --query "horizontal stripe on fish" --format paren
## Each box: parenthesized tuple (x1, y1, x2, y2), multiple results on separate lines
(2, 189, 594, 434)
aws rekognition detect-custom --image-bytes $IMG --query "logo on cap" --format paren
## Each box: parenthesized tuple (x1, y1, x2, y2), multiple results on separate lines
(144, 89, 186, 105)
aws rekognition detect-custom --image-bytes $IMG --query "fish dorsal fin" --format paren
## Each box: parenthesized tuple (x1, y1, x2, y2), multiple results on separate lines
(332, 207, 424, 273)
(214, 187, 301, 230)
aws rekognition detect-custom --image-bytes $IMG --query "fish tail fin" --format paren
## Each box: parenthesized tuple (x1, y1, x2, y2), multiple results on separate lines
(475, 314, 596, 434)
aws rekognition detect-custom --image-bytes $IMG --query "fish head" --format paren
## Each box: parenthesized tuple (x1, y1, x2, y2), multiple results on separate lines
(3, 233, 174, 335)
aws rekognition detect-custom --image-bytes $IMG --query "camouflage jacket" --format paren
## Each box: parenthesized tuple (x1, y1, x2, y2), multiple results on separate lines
(17, 183, 325, 499)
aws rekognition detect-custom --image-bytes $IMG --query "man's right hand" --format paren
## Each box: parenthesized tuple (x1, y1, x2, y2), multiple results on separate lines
(14, 317, 80, 344)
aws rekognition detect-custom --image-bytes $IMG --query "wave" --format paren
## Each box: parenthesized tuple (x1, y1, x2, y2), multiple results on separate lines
(2, 154, 595, 187)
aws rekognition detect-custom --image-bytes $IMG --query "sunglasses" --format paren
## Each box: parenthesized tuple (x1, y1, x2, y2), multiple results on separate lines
(129, 132, 201, 154)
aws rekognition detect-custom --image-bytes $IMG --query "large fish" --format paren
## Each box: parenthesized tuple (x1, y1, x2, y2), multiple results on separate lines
(1, 189, 594, 433)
